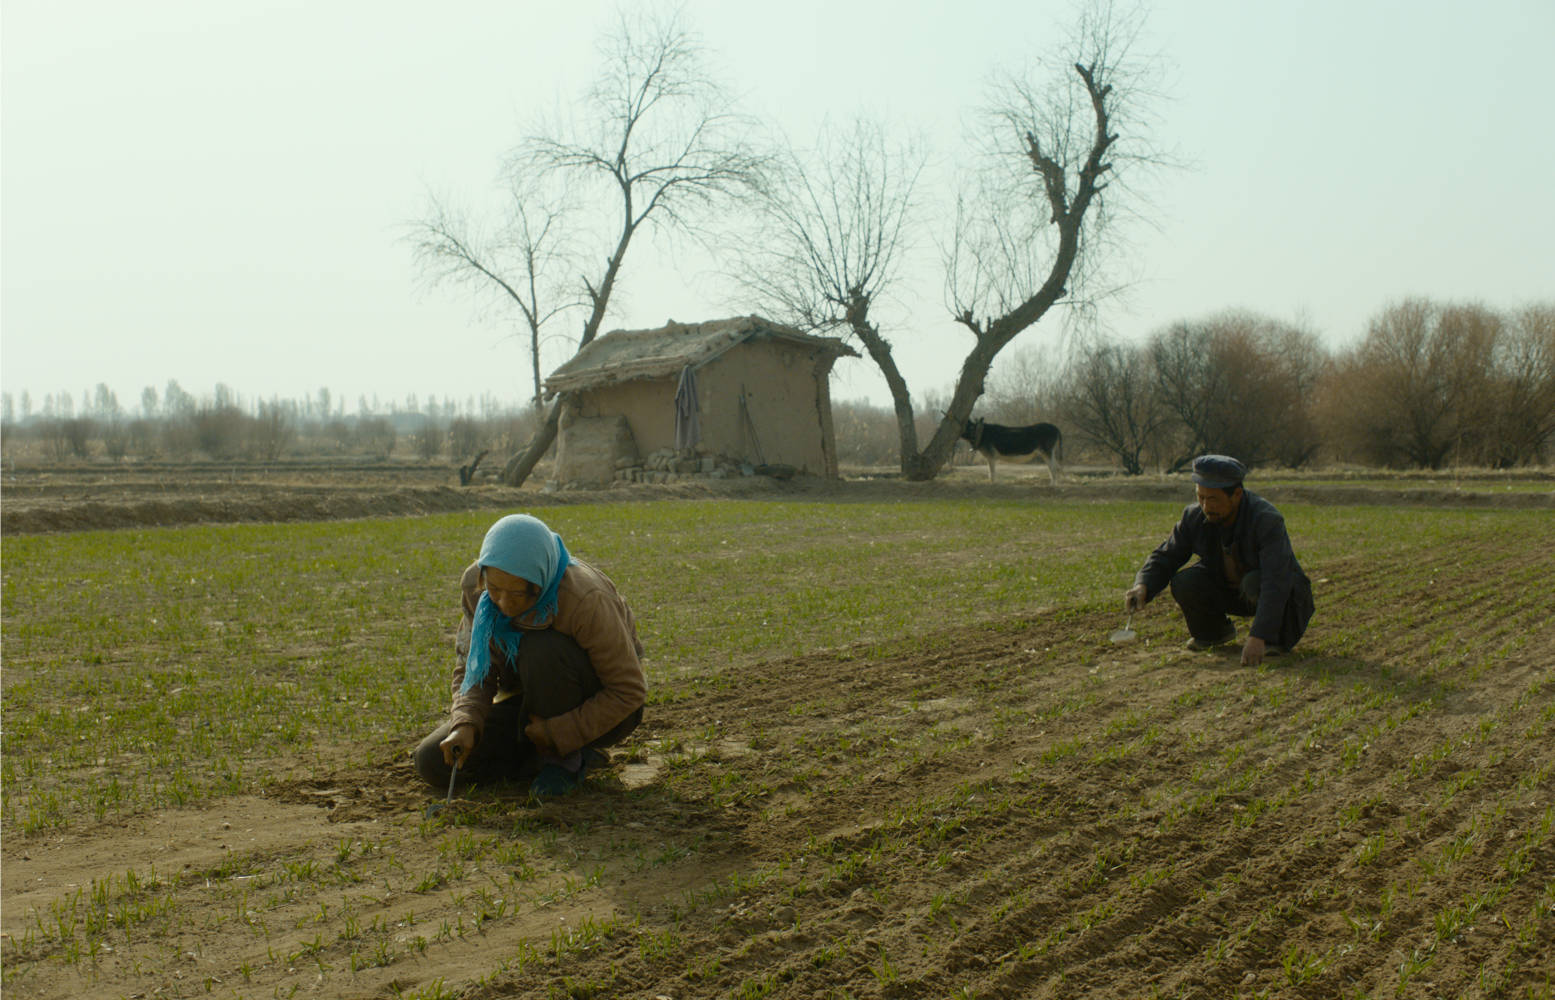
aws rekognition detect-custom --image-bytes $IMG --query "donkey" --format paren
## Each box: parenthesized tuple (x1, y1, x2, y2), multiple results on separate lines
(961, 417, 1063, 484)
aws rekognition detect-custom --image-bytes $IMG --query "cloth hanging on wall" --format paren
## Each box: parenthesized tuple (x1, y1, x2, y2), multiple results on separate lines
(674, 364, 701, 450)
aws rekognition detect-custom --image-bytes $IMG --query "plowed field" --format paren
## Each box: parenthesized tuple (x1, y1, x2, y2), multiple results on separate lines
(2, 474, 1551, 999)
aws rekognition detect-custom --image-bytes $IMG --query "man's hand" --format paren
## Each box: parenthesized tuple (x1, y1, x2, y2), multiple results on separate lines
(526, 715, 555, 754)
(1124, 584, 1148, 613)
(1240, 635, 1266, 667)
(440, 724, 475, 766)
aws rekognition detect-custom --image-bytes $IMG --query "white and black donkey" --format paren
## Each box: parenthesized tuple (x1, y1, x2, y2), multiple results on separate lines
(960, 417, 1063, 484)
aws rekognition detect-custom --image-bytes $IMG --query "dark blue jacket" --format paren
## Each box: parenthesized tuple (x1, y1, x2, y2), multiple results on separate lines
(1135, 490, 1314, 644)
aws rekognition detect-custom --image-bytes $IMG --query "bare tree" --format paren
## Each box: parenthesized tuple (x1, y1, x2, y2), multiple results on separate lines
(1264, 320, 1329, 468)
(1144, 312, 1325, 470)
(413, 9, 764, 487)
(1061, 338, 1164, 473)
(250, 400, 296, 462)
(915, 4, 1169, 480)
(735, 3, 1157, 479)
(407, 175, 577, 409)
(729, 116, 926, 468)
(356, 417, 397, 461)
(412, 418, 444, 461)
(1146, 320, 1226, 468)
(1316, 299, 1501, 469)
(1434, 303, 1503, 464)
(60, 418, 94, 459)
(1486, 303, 1555, 465)
(193, 404, 246, 459)
(1360, 299, 1457, 467)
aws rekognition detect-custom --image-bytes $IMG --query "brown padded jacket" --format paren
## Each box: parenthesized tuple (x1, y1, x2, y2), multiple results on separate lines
(448, 558, 646, 756)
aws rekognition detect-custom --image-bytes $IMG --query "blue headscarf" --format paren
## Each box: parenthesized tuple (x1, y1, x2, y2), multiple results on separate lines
(461, 514, 571, 693)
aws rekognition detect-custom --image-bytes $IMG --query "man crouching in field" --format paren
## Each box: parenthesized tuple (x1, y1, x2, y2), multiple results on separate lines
(414, 513, 646, 799)
(1124, 455, 1314, 666)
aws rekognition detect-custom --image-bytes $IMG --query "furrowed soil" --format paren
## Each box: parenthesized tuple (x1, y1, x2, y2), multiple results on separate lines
(2, 463, 1552, 999)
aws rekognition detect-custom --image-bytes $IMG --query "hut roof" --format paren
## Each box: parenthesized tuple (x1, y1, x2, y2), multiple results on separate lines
(543, 315, 857, 396)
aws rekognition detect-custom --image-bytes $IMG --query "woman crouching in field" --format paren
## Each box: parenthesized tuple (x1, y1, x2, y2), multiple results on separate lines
(414, 513, 646, 799)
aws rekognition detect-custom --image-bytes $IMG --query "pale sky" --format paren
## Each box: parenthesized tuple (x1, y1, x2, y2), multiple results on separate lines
(3, 0, 1551, 416)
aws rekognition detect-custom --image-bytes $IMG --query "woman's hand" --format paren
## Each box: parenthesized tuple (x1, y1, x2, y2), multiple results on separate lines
(440, 724, 476, 765)
(526, 715, 555, 754)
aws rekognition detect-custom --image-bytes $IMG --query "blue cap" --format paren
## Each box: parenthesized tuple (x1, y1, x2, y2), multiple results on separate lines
(1191, 454, 1246, 489)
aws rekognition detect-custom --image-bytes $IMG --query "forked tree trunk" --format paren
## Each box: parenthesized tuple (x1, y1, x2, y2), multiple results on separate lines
(859, 61, 1116, 482)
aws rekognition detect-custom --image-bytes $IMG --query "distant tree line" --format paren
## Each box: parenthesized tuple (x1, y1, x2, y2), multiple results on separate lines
(0, 380, 543, 466)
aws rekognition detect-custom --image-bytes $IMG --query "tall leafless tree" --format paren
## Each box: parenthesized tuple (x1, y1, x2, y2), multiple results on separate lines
(728, 116, 927, 464)
(407, 176, 577, 411)
(1147, 320, 1227, 468)
(734, 2, 1158, 479)
(432, 9, 764, 486)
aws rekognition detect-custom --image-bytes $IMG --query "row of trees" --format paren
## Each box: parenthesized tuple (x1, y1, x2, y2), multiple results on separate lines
(4, 382, 524, 427)
(978, 299, 1554, 472)
(1, 399, 543, 465)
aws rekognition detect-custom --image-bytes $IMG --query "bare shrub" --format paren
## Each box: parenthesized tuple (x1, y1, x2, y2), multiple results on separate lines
(250, 401, 296, 461)
(413, 420, 444, 461)
(321, 418, 353, 454)
(61, 418, 95, 459)
(1316, 299, 1502, 469)
(39, 419, 72, 460)
(1148, 312, 1325, 470)
(1484, 303, 1555, 466)
(982, 344, 1066, 425)
(448, 417, 481, 460)
(102, 419, 130, 460)
(193, 406, 247, 459)
(127, 418, 158, 458)
(491, 410, 546, 459)
(161, 415, 198, 458)
(356, 417, 397, 460)
(1059, 339, 1165, 474)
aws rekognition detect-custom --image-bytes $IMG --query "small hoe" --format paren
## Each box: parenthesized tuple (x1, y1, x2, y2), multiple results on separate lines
(425, 749, 462, 818)
(1109, 613, 1137, 644)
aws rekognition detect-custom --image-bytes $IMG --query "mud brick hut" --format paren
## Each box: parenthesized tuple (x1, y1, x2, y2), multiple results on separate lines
(542, 315, 858, 486)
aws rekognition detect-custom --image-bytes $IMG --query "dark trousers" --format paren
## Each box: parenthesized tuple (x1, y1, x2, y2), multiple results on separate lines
(414, 628, 642, 790)
(1169, 565, 1311, 649)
